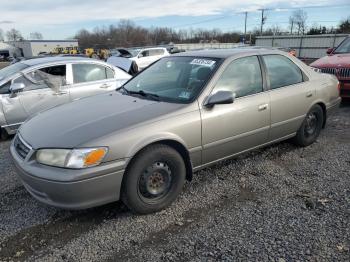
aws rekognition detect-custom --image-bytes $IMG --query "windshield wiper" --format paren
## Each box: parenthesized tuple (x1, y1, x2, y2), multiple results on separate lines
(117, 86, 160, 101)
(128, 90, 161, 101)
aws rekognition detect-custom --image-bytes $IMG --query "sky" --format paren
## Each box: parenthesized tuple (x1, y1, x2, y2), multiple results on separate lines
(0, 0, 349, 40)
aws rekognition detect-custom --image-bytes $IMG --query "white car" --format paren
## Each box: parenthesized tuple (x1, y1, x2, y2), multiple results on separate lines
(0, 56, 131, 138)
(129, 47, 170, 71)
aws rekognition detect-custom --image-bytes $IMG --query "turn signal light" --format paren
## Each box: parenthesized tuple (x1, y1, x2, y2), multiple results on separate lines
(84, 148, 107, 166)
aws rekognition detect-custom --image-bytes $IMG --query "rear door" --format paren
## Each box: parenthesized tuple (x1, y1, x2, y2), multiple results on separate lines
(262, 54, 315, 141)
(200, 56, 270, 164)
(69, 63, 117, 101)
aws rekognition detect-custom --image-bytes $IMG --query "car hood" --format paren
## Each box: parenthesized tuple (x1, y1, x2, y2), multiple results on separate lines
(19, 92, 184, 149)
(310, 53, 350, 68)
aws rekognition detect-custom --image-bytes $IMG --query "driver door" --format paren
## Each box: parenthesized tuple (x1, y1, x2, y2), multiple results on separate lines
(200, 56, 270, 164)
(2, 64, 70, 127)
(137, 50, 152, 70)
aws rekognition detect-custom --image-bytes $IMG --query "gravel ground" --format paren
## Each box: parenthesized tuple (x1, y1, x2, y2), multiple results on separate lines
(0, 103, 349, 262)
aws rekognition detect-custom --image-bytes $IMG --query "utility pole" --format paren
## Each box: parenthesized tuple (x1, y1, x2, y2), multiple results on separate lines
(259, 9, 267, 36)
(244, 11, 248, 43)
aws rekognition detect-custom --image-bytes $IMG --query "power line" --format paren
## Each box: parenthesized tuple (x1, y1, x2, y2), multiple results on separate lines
(170, 4, 350, 29)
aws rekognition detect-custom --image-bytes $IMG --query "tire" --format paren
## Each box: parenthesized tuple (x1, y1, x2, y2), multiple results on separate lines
(293, 104, 324, 147)
(0, 128, 9, 141)
(121, 144, 186, 214)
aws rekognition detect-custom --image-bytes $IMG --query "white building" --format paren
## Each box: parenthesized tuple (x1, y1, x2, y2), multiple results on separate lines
(9, 40, 79, 58)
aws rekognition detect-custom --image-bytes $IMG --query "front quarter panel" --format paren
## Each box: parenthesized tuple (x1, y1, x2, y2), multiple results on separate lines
(82, 104, 202, 168)
(0, 97, 7, 128)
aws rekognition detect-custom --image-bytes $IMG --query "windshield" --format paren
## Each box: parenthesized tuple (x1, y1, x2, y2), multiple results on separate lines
(334, 37, 350, 54)
(0, 62, 29, 81)
(121, 56, 221, 103)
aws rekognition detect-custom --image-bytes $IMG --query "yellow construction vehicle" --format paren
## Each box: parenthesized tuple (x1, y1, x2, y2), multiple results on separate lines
(51, 47, 64, 55)
(64, 46, 80, 55)
(84, 47, 110, 60)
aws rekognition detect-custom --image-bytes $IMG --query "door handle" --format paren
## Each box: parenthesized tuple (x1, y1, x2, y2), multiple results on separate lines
(258, 104, 269, 111)
(100, 84, 111, 89)
(54, 91, 68, 96)
(306, 92, 313, 98)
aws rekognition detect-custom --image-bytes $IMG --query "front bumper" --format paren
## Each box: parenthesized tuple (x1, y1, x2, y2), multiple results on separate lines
(10, 141, 127, 210)
(340, 81, 350, 98)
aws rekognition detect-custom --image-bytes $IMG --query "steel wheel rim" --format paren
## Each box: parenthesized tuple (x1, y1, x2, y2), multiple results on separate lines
(138, 162, 172, 202)
(304, 112, 317, 137)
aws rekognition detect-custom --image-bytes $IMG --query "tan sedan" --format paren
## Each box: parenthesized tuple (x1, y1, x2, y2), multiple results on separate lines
(11, 49, 340, 214)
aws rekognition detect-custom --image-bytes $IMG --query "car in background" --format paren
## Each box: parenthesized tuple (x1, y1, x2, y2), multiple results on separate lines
(310, 36, 350, 98)
(129, 47, 170, 71)
(10, 49, 340, 214)
(0, 56, 131, 139)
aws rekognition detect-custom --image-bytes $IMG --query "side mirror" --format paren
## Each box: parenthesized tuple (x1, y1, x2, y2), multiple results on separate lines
(326, 48, 334, 55)
(204, 91, 235, 108)
(9, 83, 25, 94)
(138, 53, 144, 58)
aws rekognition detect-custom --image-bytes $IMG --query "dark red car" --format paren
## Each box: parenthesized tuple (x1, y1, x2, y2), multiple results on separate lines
(310, 36, 350, 98)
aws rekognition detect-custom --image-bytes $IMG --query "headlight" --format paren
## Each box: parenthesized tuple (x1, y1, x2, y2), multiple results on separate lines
(36, 147, 108, 169)
(310, 66, 322, 73)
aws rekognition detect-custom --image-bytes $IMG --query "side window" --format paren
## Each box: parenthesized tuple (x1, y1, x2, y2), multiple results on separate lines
(72, 64, 113, 84)
(0, 81, 11, 94)
(14, 65, 66, 91)
(140, 50, 149, 57)
(263, 55, 303, 89)
(106, 67, 115, 79)
(149, 49, 164, 56)
(213, 56, 263, 98)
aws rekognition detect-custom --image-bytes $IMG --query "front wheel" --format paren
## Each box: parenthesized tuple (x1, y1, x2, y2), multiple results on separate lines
(0, 128, 9, 141)
(293, 104, 324, 147)
(121, 144, 186, 214)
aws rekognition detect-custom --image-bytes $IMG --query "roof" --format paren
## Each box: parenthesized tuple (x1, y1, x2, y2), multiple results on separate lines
(0, 42, 17, 51)
(172, 48, 282, 59)
(10, 40, 78, 43)
(21, 56, 91, 66)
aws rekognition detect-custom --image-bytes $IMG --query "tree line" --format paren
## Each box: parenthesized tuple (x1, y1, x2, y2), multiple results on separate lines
(1, 11, 349, 48)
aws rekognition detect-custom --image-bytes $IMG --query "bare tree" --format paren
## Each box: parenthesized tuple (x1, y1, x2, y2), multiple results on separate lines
(289, 16, 295, 34)
(290, 9, 308, 35)
(75, 20, 242, 48)
(6, 28, 23, 41)
(29, 32, 43, 40)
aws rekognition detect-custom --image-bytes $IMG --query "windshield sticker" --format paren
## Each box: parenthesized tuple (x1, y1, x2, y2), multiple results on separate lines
(178, 91, 191, 99)
(190, 59, 216, 67)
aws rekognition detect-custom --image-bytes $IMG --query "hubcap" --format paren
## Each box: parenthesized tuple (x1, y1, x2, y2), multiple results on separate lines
(305, 112, 317, 137)
(138, 162, 172, 200)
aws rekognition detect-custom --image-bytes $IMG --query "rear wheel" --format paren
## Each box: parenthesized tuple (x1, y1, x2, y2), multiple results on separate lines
(293, 104, 323, 147)
(121, 144, 186, 214)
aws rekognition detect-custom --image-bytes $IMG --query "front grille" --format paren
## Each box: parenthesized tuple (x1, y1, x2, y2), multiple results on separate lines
(14, 135, 31, 160)
(320, 67, 350, 78)
(321, 68, 337, 75)
(338, 68, 350, 78)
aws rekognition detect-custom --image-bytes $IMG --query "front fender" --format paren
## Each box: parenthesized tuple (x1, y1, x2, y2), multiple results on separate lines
(126, 132, 189, 158)
(0, 97, 7, 128)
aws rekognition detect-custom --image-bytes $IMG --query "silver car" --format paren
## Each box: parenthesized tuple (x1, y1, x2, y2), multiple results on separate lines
(10, 49, 341, 214)
(0, 57, 131, 139)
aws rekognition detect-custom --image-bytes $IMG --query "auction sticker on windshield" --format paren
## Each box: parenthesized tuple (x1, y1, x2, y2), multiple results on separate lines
(190, 59, 216, 67)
